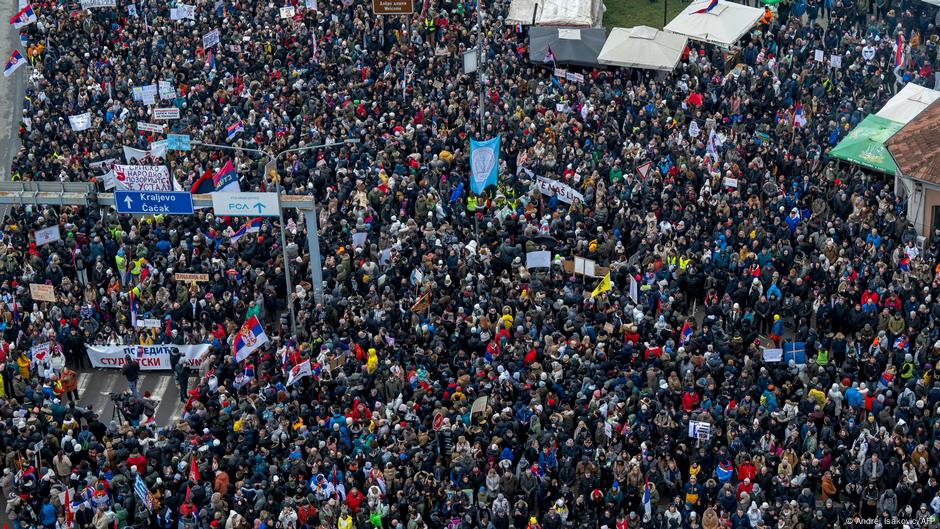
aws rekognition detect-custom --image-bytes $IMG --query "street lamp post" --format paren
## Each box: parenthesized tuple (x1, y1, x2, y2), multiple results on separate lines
(189, 138, 359, 337)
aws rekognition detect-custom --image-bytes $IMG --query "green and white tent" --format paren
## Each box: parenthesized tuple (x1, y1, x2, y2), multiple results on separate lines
(829, 114, 904, 175)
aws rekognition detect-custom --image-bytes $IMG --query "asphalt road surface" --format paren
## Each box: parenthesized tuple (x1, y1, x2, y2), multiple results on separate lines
(73, 369, 190, 427)
(0, 0, 24, 224)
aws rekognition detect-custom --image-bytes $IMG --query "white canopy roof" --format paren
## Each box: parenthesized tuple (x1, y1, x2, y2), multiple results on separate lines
(506, 0, 604, 27)
(597, 26, 688, 71)
(664, 1, 762, 47)
(875, 82, 940, 125)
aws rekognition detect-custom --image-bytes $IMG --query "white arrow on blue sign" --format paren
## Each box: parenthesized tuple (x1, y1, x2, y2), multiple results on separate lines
(211, 192, 279, 217)
(114, 190, 194, 215)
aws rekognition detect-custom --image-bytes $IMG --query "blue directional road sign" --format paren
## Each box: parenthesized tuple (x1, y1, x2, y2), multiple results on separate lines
(114, 190, 194, 215)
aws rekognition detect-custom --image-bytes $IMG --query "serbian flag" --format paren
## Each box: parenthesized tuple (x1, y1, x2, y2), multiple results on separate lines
(895, 33, 904, 67)
(10, 5, 36, 28)
(129, 289, 138, 327)
(190, 168, 215, 194)
(3, 50, 24, 78)
(226, 119, 244, 141)
(233, 316, 268, 362)
(792, 102, 807, 127)
(286, 359, 312, 386)
(543, 45, 556, 64)
(211, 160, 240, 192)
(894, 336, 909, 351)
(189, 455, 200, 482)
(229, 217, 262, 243)
(680, 321, 693, 344)
(206, 50, 216, 71)
(693, 0, 718, 13)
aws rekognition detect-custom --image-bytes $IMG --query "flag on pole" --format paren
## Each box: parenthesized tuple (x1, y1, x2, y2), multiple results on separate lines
(129, 289, 138, 327)
(189, 455, 200, 482)
(642, 479, 652, 520)
(226, 119, 244, 141)
(65, 488, 73, 529)
(3, 50, 25, 78)
(895, 32, 905, 67)
(469, 137, 500, 195)
(543, 45, 556, 64)
(287, 359, 312, 386)
(591, 272, 612, 297)
(232, 316, 268, 362)
(9, 5, 36, 28)
(206, 50, 216, 70)
(229, 217, 262, 243)
(792, 102, 807, 127)
(211, 160, 240, 192)
(692, 0, 718, 13)
(680, 321, 693, 344)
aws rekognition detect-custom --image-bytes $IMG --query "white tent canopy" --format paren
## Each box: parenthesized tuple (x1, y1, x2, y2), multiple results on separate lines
(664, 1, 762, 47)
(876, 82, 940, 124)
(506, 0, 604, 27)
(597, 26, 688, 71)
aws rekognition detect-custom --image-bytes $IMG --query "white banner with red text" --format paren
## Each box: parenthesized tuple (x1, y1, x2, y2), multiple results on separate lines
(85, 344, 211, 370)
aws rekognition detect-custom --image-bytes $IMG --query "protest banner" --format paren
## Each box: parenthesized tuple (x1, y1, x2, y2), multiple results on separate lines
(280, 6, 295, 17)
(158, 80, 176, 100)
(34, 225, 61, 246)
(203, 29, 220, 49)
(113, 165, 172, 191)
(534, 176, 585, 204)
(86, 344, 212, 370)
(175, 272, 209, 282)
(525, 250, 551, 269)
(688, 420, 712, 439)
(80, 0, 115, 8)
(133, 318, 162, 329)
(153, 107, 180, 120)
(29, 283, 56, 302)
(68, 112, 92, 131)
(137, 122, 165, 133)
(123, 143, 167, 163)
(30, 342, 52, 365)
(167, 134, 191, 151)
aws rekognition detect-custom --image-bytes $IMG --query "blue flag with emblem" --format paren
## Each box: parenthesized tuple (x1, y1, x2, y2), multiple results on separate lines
(469, 137, 500, 196)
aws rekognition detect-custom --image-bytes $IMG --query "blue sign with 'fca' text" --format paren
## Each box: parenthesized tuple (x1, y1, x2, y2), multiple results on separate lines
(114, 190, 194, 215)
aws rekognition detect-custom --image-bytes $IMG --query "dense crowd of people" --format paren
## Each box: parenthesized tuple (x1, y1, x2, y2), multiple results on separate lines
(2, 0, 940, 527)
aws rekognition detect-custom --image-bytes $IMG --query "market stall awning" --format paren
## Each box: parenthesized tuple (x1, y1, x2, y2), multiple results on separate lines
(875, 82, 940, 125)
(664, 1, 762, 47)
(829, 114, 904, 175)
(597, 26, 688, 71)
(506, 0, 604, 27)
(528, 26, 607, 67)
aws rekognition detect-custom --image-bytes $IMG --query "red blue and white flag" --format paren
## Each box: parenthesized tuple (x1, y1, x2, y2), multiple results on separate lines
(211, 159, 240, 192)
(229, 217, 262, 243)
(792, 102, 807, 127)
(3, 50, 25, 78)
(226, 119, 243, 141)
(9, 5, 36, 28)
(129, 289, 138, 327)
(233, 315, 268, 362)
(287, 359, 312, 386)
(680, 321, 693, 344)
(206, 50, 216, 70)
(693, 0, 718, 13)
